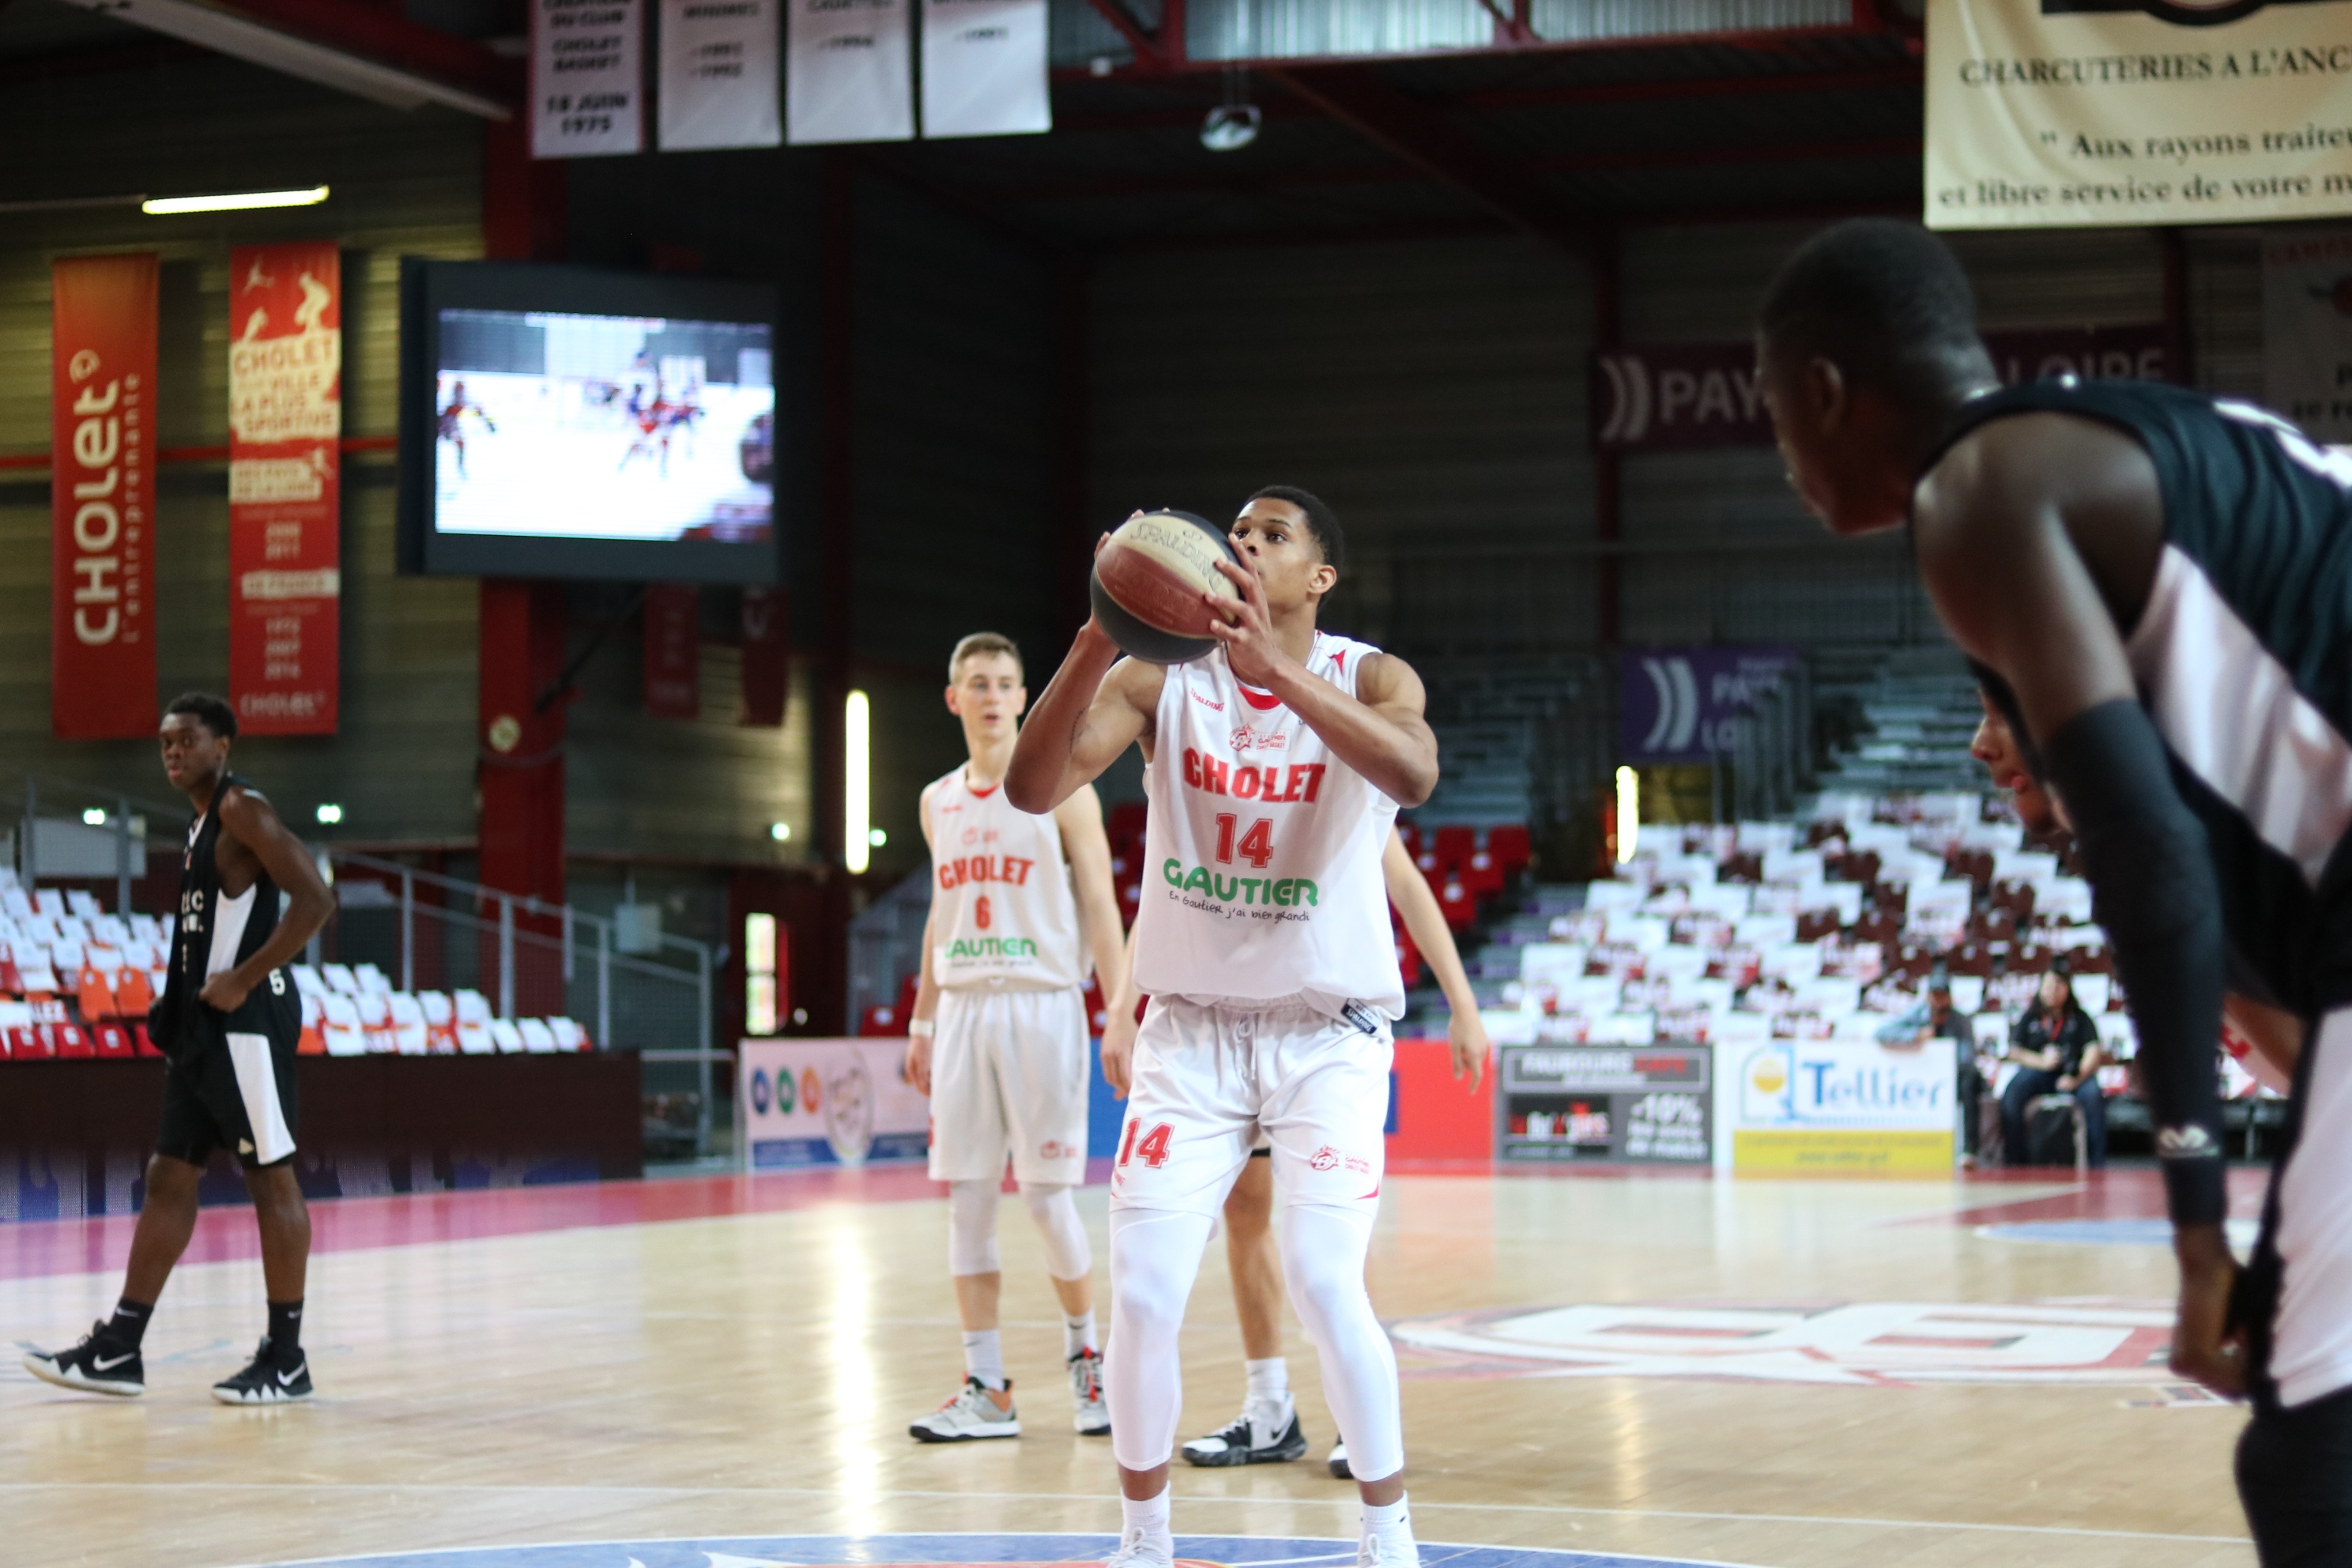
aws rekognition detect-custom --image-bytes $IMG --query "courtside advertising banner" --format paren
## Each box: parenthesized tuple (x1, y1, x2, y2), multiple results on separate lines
(228, 242, 342, 735)
(2264, 228, 2352, 440)
(740, 1038, 929, 1168)
(51, 253, 158, 741)
(1722, 1037, 1958, 1177)
(1927, 0, 2352, 230)
(786, 0, 914, 144)
(658, 0, 782, 149)
(920, 0, 1050, 138)
(532, 0, 645, 156)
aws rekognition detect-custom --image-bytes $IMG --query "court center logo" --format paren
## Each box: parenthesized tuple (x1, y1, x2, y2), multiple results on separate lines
(1389, 1298, 2180, 1387)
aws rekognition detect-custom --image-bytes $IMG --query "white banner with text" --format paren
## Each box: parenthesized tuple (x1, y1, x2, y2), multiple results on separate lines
(786, 0, 914, 145)
(533, 0, 646, 157)
(921, 0, 1050, 138)
(659, 0, 782, 149)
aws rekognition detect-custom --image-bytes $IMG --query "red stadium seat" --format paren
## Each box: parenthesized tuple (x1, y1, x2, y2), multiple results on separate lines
(93, 1022, 134, 1058)
(1438, 877, 1476, 931)
(134, 1023, 162, 1058)
(4, 1025, 46, 1059)
(860, 1005, 902, 1037)
(1459, 850, 1503, 898)
(53, 1023, 94, 1058)
(1486, 824, 1530, 876)
(1433, 825, 1476, 869)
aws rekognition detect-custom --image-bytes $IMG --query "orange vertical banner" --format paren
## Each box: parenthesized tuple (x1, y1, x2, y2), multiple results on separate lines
(228, 241, 342, 734)
(51, 253, 159, 739)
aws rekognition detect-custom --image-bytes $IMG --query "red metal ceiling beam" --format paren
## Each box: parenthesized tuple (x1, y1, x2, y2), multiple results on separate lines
(195, 0, 515, 104)
(1259, 63, 1583, 248)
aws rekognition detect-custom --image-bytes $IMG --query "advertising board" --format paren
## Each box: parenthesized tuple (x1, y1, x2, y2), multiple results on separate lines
(1499, 1043, 1712, 1165)
(739, 1038, 929, 1170)
(1721, 1037, 1957, 1178)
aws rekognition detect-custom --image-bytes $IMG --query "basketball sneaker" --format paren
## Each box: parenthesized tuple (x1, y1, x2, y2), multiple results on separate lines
(909, 1377, 1020, 1442)
(1103, 1525, 1174, 1567)
(1358, 1513, 1419, 1567)
(212, 1337, 312, 1404)
(1181, 1396, 1306, 1466)
(21, 1322, 144, 1397)
(1329, 1440, 1352, 1479)
(1069, 1349, 1110, 1435)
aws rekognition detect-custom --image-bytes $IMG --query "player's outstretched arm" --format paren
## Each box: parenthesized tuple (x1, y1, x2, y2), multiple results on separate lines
(1056, 781, 1128, 1004)
(199, 789, 334, 1015)
(1005, 618, 1159, 814)
(1915, 413, 2235, 1389)
(1382, 830, 1490, 1090)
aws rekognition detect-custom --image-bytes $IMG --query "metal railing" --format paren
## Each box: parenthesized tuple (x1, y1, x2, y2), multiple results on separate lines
(6, 772, 724, 1157)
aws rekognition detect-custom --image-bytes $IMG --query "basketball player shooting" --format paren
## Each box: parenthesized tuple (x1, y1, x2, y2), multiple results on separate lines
(1008, 488, 1437, 1568)
(1758, 218, 2346, 1557)
(904, 633, 1126, 1444)
(24, 692, 333, 1404)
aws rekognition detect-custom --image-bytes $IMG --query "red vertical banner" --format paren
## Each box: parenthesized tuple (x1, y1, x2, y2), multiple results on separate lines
(51, 254, 159, 739)
(644, 584, 700, 718)
(228, 241, 342, 734)
(739, 586, 788, 726)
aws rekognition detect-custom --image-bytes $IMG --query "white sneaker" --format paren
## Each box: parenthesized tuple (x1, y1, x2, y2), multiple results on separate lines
(908, 1376, 1020, 1442)
(1069, 1349, 1110, 1435)
(1358, 1515, 1419, 1567)
(1182, 1394, 1306, 1466)
(1328, 1439, 1351, 1479)
(1105, 1525, 1174, 1567)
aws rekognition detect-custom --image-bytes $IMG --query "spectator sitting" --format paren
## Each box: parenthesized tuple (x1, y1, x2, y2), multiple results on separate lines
(2000, 963, 2107, 1167)
(1877, 971, 1984, 1167)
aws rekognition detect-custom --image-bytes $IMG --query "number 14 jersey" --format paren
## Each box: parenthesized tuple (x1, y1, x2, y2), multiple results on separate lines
(1133, 634, 1404, 1019)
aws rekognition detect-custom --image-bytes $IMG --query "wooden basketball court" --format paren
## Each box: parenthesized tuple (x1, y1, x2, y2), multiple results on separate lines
(2, 1167, 2262, 1568)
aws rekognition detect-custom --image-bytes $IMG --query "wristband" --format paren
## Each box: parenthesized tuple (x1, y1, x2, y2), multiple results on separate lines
(908, 1018, 935, 1038)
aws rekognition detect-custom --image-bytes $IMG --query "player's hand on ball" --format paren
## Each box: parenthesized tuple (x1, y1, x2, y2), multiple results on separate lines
(906, 1032, 933, 1097)
(1450, 1009, 1492, 1093)
(1100, 1009, 1139, 1099)
(198, 972, 253, 1013)
(2169, 1222, 2246, 1396)
(1208, 556, 1284, 687)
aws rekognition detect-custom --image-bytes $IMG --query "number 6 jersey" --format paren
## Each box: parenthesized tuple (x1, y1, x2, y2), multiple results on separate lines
(1133, 633, 1404, 1019)
(925, 766, 1086, 992)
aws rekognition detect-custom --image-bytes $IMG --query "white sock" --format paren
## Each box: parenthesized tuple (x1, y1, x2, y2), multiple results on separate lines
(1363, 1494, 1410, 1534)
(1121, 1483, 1171, 1539)
(962, 1329, 1005, 1391)
(1246, 1356, 1288, 1401)
(1065, 1310, 1097, 1359)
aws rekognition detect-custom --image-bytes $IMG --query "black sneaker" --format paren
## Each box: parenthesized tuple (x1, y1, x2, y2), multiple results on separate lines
(1329, 1440, 1352, 1479)
(1181, 1400, 1308, 1467)
(212, 1337, 312, 1405)
(22, 1321, 145, 1397)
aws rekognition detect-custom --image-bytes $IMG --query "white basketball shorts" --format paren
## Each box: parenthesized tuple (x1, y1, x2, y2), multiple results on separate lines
(2273, 1008, 2352, 1406)
(929, 984, 1091, 1185)
(1109, 996, 1393, 1219)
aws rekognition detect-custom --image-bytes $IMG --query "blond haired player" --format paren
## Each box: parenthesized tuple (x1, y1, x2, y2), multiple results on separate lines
(1008, 486, 1437, 1568)
(906, 632, 1127, 1443)
(1101, 829, 1491, 1479)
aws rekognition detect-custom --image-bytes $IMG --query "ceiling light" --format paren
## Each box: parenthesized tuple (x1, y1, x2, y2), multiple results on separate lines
(143, 186, 330, 215)
(82, 808, 107, 827)
(1200, 104, 1261, 153)
(769, 822, 792, 842)
(315, 802, 345, 825)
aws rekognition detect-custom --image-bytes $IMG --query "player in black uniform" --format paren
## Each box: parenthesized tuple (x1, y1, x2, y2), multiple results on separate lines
(1758, 218, 2352, 1562)
(23, 692, 334, 1404)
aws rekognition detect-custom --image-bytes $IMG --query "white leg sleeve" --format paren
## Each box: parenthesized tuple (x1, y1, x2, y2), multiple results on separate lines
(1016, 1180, 1092, 1283)
(1281, 1202, 1404, 1484)
(947, 1178, 1001, 1277)
(1106, 1207, 1215, 1471)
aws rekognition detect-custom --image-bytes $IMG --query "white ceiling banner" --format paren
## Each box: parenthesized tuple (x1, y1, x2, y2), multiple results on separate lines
(659, 0, 782, 149)
(532, 0, 645, 157)
(786, 0, 914, 145)
(920, 0, 1050, 139)
(1926, 0, 2352, 230)
(2263, 229, 2352, 442)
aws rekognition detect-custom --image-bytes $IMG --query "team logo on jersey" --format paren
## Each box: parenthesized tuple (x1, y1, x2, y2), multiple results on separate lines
(1230, 725, 1287, 752)
(1182, 750, 1325, 802)
(1310, 1146, 1339, 1172)
(1190, 691, 1225, 712)
(1039, 1139, 1074, 1160)
(1163, 860, 1319, 910)
(946, 937, 1038, 961)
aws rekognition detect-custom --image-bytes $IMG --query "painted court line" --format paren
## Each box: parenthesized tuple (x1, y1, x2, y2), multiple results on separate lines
(1, 1482, 2252, 1546)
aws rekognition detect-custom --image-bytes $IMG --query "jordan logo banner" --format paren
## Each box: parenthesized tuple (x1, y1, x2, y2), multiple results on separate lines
(786, 0, 914, 144)
(1928, 0, 2352, 228)
(920, 0, 1050, 138)
(658, 0, 782, 149)
(228, 241, 342, 735)
(51, 253, 158, 741)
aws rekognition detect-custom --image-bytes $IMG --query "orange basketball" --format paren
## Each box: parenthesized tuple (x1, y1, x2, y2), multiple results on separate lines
(1089, 510, 1243, 665)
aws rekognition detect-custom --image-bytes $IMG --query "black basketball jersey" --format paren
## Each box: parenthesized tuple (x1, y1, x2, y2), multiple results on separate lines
(153, 772, 287, 1054)
(1936, 377, 2352, 1017)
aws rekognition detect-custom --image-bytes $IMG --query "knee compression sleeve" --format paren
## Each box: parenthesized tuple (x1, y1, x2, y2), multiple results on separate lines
(947, 1178, 1001, 1277)
(1017, 1181, 1091, 1282)
(1106, 1208, 1214, 1471)
(1281, 1202, 1404, 1483)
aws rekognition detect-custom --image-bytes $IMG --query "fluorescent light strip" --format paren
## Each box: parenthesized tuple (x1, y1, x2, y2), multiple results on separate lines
(143, 186, 330, 215)
(845, 691, 871, 875)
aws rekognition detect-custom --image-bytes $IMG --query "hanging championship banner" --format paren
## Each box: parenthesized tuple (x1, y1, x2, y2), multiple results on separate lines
(2263, 228, 2352, 440)
(658, 0, 781, 149)
(740, 585, 789, 726)
(51, 254, 159, 741)
(786, 0, 913, 145)
(920, 0, 1049, 139)
(645, 584, 700, 718)
(1928, 0, 2352, 230)
(533, 0, 645, 157)
(228, 242, 342, 736)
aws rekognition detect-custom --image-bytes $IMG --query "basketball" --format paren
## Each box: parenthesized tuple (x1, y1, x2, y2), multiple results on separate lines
(1089, 509, 1244, 664)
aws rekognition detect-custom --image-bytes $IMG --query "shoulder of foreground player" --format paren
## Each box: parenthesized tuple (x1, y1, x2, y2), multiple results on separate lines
(1353, 649, 1427, 710)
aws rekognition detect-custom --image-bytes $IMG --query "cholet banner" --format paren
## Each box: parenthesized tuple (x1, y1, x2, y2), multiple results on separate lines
(1927, 0, 2352, 230)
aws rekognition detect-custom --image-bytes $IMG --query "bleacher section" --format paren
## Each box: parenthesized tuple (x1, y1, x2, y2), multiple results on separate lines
(0, 869, 592, 1060)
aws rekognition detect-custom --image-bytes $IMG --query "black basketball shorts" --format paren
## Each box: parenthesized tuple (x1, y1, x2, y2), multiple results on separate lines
(156, 971, 303, 1171)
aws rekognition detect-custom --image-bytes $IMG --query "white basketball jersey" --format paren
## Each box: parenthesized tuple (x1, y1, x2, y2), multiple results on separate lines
(926, 767, 1085, 992)
(1133, 634, 1404, 1018)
